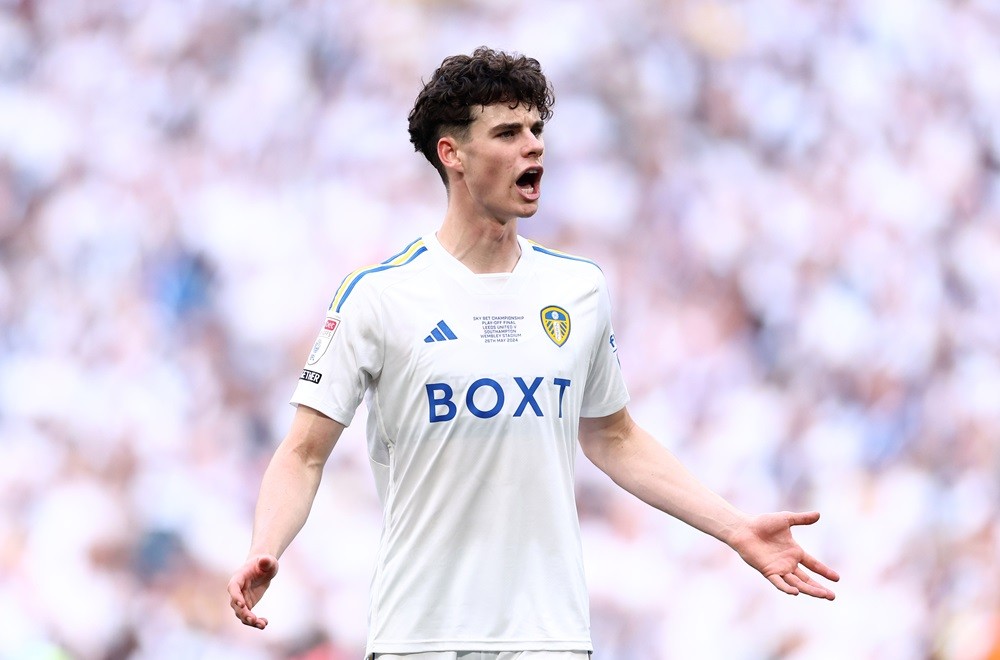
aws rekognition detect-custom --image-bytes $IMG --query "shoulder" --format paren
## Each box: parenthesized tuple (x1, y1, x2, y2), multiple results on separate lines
(328, 237, 431, 313)
(526, 239, 602, 270)
(526, 239, 606, 286)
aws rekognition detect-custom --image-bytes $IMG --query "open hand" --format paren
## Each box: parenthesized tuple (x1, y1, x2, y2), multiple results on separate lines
(730, 511, 840, 600)
(227, 554, 279, 629)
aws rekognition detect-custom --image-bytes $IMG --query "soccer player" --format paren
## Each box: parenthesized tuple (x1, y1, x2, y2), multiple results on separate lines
(228, 47, 840, 660)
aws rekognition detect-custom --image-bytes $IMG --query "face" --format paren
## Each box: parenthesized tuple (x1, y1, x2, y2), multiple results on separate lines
(446, 102, 545, 221)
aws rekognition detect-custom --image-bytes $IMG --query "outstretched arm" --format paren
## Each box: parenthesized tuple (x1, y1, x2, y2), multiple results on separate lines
(578, 407, 839, 600)
(228, 405, 346, 628)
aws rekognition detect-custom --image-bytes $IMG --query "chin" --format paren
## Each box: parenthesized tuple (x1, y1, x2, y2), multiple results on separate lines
(518, 203, 541, 219)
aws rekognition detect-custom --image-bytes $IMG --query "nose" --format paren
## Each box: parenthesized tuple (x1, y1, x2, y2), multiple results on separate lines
(524, 132, 544, 158)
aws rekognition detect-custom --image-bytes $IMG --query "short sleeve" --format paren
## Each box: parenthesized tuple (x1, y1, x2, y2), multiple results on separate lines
(580, 273, 630, 418)
(289, 282, 383, 427)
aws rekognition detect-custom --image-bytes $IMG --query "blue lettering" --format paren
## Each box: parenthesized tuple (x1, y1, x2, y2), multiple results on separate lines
(553, 378, 571, 418)
(466, 378, 505, 419)
(426, 383, 457, 423)
(424, 377, 573, 422)
(513, 377, 544, 417)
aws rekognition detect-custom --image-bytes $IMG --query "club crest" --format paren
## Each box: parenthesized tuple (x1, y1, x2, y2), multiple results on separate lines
(540, 305, 571, 347)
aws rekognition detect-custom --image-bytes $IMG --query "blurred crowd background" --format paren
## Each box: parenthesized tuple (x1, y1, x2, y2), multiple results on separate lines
(1, 0, 999, 658)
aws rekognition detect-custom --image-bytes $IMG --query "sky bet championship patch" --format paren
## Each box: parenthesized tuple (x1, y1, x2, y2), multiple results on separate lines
(306, 315, 340, 365)
(540, 305, 570, 347)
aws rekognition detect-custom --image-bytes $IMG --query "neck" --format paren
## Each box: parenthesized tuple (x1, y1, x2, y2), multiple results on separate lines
(437, 211, 522, 274)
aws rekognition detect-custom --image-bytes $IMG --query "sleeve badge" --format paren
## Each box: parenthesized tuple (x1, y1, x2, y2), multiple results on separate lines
(306, 315, 341, 365)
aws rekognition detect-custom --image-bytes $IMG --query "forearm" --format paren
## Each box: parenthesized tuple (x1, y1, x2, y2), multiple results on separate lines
(248, 441, 326, 558)
(247, 406, 343, 558)
(251, 453, 322, 556)
(584, 418, 748, 546)
(581, 410, 840, 600)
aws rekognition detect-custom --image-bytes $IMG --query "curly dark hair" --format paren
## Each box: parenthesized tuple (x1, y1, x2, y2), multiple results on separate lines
(408, 46, 555, 186)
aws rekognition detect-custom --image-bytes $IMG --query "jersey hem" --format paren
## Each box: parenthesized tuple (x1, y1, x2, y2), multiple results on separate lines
(288, 396, 354, 428)
(366, 640, 593, 657)
(579, 394, 630, 419)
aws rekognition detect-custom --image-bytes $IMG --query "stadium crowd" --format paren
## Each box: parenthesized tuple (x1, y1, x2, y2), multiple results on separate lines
(1, 0, 999, 658)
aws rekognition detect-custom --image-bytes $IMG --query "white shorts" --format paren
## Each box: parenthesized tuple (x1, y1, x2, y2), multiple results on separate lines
(375, 653, 590, 660)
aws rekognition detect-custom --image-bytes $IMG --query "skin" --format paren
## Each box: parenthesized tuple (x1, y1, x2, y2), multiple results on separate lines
(577, 408, 840, 600)
(228, 406, 344, 629)
(435, 102, 545, 274)
(228, 100, 839, 631)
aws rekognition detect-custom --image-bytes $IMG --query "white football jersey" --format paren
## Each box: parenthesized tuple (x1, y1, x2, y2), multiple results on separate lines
(290, 233, 629, 657)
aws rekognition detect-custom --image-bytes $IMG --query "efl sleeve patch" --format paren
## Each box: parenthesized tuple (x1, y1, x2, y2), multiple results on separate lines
(306, 315, 341, 365)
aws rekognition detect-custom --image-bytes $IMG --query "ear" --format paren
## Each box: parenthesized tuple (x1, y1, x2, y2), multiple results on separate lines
(437, 136, 464, 174)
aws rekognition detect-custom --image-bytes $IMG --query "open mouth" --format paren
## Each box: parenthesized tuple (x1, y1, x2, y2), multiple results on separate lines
(516, 167, 543, 197)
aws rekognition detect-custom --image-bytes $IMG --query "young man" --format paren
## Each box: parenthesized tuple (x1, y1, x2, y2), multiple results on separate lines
(228, 47, 839, 659)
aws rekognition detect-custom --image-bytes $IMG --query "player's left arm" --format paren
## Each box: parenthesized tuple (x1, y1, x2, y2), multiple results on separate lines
(578, 406, 840, 599)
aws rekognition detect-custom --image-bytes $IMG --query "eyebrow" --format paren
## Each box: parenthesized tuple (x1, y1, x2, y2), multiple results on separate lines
(491, 120, 545, 134)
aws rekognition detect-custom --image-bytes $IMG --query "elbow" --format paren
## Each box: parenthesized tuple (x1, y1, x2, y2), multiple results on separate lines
(579, 434, 600, 466)
(578, 426, 604, 465)
(288, 442, 329, 473)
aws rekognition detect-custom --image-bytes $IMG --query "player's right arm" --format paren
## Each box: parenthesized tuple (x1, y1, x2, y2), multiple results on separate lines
(228, 404, 345, 629)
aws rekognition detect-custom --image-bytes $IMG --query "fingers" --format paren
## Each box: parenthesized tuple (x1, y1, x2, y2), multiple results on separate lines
(768, 568, 837, 601)
(800, 551, 841, 583)
(786, 511, 821, 527)
(767, 574, 799, 596)
(226, 577, 250, 618)
(244, 614, 268, 629)
(227, 558, 278, 630)
(229, 591, 269, 629)
(785, 511, 840, 590)
(787, 569, 836, 601)
(227, 578, 264, 628)
(754, 511, 838, 600)
(235, 607, 268, 629)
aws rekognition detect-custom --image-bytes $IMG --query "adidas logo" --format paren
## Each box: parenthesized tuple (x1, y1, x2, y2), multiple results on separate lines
(424, 320, 458, 343)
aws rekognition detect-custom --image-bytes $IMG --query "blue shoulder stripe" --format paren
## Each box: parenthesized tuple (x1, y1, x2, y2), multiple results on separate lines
(330, 239, 427, 313)
(381, 237, 423, 264)
(529, 241, 602, 270)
